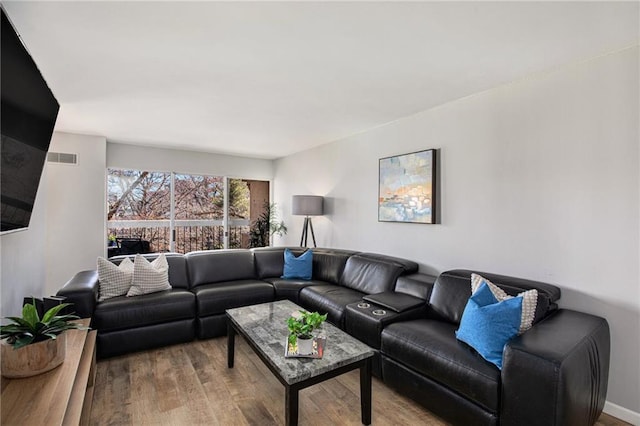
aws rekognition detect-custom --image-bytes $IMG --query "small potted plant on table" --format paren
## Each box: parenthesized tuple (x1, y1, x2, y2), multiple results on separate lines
(287, 310, 327, 355)
(0, 299, 86, 378)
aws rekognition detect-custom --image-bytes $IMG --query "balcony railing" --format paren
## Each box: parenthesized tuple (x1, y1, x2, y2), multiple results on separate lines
(107, 219, 251, 253)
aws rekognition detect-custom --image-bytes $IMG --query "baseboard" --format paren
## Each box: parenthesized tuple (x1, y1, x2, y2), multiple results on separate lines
(604, 401, 640, 425)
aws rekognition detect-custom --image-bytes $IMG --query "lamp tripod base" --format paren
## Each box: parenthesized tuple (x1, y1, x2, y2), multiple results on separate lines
(300, 216, 317, 248)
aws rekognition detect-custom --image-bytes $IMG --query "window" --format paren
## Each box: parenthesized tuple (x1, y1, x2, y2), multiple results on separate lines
(107, 169, 269, 254)
(227, 178, 251, 248)
(107, 170, 171, 252)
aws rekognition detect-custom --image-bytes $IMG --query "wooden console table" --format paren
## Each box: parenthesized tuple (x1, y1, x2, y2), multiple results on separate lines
(1, 318, 96, 425)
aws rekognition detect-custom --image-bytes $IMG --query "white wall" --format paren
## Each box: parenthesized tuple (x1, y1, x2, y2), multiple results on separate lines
(107, 142, 273, 181)
(0, 168, 48, 318)
(45, 132, 107, 296)
(274, 47, 640, 420)
(0, 132, 107, 317)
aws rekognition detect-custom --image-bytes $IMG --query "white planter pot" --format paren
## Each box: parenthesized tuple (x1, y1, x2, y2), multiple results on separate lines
(297, 336, 314, 355)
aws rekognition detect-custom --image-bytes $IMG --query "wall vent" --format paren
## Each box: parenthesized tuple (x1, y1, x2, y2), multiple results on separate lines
(47, 152, 77, 165)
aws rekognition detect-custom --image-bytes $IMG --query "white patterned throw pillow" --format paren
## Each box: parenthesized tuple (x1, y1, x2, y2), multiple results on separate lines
(127, 254, 171, 296)
(97, 256, 134, 301)
(470, 273, 538, 334)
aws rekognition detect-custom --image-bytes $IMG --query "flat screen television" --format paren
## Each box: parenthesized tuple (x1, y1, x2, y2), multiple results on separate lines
(1, 8, 59, 233)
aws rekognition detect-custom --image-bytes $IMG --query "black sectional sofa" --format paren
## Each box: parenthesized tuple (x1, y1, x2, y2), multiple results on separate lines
(58, 247, 610, 426)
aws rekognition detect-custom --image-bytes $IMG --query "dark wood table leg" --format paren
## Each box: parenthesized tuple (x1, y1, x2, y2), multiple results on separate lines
(360, 358, 372, 425)
(285, 384, 299, 426)
(227, 321, 235, 368)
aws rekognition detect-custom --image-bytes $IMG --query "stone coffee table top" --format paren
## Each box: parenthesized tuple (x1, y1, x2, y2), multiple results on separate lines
(226, 300, 374, 385)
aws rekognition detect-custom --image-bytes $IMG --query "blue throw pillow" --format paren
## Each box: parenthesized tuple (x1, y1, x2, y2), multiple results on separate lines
(281, 249, 313, 280)
(455, 282, 522, 369)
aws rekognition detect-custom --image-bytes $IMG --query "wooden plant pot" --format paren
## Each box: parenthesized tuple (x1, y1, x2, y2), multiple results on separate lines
(1, 333, 67, 378)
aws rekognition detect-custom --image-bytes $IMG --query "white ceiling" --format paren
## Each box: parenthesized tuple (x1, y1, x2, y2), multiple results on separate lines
(3, 1, 638, 160)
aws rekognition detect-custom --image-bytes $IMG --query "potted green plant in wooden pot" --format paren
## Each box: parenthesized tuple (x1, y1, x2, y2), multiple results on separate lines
(0, 300, 86, 378)
(287, 310, 327, 355)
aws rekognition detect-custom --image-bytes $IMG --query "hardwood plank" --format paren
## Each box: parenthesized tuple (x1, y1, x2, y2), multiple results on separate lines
(92, 354, 133, 424)
(237, 398, 278, 424)
(152, 346, 182, 413)
(89, 337, 631, 426)
(166, 345, 219, 425)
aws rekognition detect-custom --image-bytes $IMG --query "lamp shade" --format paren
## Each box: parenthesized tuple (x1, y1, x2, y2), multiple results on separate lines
(292, 195, 324, 216)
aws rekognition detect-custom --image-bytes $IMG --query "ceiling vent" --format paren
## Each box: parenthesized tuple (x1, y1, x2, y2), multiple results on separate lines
(47, 152, 77, 165)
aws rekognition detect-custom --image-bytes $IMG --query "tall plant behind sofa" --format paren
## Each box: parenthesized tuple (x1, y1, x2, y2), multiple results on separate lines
(249, 202, 287, 247)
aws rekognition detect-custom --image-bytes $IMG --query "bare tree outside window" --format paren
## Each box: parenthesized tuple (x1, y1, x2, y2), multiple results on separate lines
(108, 170, 171, 251)
(227, 179, 251, 248)
(107, 169, 259, 254)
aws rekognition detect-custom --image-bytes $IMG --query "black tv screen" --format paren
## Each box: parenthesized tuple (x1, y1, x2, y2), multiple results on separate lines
(1, 8, 59, 233)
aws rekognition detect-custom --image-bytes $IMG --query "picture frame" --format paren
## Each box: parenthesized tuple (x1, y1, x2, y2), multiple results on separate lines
(378, 149, 436, 224)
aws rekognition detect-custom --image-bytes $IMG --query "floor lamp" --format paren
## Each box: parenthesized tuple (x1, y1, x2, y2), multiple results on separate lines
(292, 195, 324, 248)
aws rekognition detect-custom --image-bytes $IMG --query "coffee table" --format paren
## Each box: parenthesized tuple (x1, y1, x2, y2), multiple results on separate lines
(226, 300, 374, 426)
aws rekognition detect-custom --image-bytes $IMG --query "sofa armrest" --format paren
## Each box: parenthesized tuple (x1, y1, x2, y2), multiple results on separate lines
(501, 309, 610, 426)
(56, 270, 99, 319)
(395, 273, 437, 300)
(363, 292, 426, 313)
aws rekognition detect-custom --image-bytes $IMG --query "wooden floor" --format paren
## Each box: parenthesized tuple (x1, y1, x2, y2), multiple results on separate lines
(91, 337, 629, 426)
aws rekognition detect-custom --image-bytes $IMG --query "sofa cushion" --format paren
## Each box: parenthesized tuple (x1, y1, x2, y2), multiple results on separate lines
(298, 284, 365, 328)
(356, 252, 419, 274)
(254, 247, 355, 283)
(110, 253, 190, 289)
(253, 247, 305, 279)
(265, 278, 324, 302)
(193, 280, 275, 316)
(94, 289, 196, 332)
(395, 273, 437, 300)
(127, 254, 172, 297)
(340, 255, 403, 294)
(186, 250, 256, 288)
(456, 282, 523, 369)
(282, 248, 313, 280)
(429, 270, 553, 325)
(381, 319, 501, 413)
(471, 273, 538, 334)
(97, 319, 195, 359)
(97, 256, 133, 301)
(310, 249, 354, 284)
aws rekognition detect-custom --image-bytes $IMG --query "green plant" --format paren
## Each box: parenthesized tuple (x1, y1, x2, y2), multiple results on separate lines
(287, 310, 327, 345)
(249, 202, 287, 248)
(0, 300, 86, 349)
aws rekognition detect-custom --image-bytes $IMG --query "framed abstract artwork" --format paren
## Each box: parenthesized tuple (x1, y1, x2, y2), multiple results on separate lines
(378, 149, 436, 224)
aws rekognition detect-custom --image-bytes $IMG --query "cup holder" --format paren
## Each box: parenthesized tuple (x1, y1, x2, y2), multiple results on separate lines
(357, 302, 370, 309)
(372, 309, 387, 316)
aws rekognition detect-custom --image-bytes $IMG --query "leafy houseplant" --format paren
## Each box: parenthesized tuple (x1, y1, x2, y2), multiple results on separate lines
(1, 301, 83, 349)
(287, 310, 327, 354)
(0, 300, 86, 378)
(250, 202, 287, 248)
